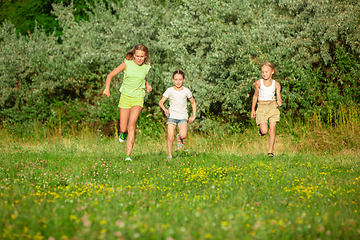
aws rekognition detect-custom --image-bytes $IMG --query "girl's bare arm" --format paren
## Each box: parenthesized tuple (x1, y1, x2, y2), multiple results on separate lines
(275, 81, 282, 106)
(159, 96, 169, 116)
(188, 97, 196, 123)
(251, 80, 260, 119)
(103, 62, 126, 97)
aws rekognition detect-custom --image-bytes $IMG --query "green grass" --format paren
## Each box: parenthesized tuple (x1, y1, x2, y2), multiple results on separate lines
(0, 133, 359, 240)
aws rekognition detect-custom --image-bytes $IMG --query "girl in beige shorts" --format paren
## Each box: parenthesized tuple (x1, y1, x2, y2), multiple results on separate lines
(251, 62, 283, 157)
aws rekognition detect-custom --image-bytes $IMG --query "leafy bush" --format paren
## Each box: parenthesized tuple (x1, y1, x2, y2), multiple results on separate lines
(0, 0, 359, 134)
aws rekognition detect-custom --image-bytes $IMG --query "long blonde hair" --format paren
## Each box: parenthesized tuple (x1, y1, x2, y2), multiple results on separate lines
(125, 44, 150, 65)
(261, 62, 276, 75)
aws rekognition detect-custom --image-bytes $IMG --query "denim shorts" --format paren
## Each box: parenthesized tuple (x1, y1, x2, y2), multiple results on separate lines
(167, 118, 188, 125)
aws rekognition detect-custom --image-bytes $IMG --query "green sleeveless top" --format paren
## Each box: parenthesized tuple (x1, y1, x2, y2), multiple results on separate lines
(120, 59, 151, 97)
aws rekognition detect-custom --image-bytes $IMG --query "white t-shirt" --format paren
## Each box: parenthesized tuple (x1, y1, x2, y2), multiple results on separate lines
(163, 87, 193, 120)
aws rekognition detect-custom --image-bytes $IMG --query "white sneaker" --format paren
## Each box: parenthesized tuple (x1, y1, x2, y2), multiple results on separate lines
(125, 156, 132, 161)
(119, 133, 127, 143)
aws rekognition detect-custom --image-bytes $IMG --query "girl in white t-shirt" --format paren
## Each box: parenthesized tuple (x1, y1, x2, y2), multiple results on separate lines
(159, 70, 197, 160)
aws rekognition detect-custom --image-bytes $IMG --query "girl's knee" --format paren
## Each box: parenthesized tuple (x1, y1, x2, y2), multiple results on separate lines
(127, 124, 136, 133)
(168, 135, 174, 142)
(269, 128, 276, 135)
(260, 126, 268, 135)
(179, 133, 187, 140)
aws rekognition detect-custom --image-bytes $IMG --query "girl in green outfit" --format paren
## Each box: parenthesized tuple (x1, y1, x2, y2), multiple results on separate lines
(103, 44, 152, 161)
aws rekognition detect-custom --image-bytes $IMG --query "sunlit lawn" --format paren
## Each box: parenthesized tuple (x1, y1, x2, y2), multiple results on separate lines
(0, 136, 359, 240)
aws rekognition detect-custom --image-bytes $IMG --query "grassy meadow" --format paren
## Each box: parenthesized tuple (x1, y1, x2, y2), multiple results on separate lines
(0, 117, 359, 240)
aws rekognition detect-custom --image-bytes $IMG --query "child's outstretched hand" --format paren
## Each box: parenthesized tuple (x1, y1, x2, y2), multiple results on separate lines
(146, 84, 152, 93)
(163, 108, 169, 117)
(103, 89, 110, 97)
(251, 110, 256, 119)
(188, 116, 196, 123)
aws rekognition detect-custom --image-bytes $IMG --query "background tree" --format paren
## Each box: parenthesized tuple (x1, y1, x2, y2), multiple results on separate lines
(0, 0, 359, 134)
(0, 0, 101, 37)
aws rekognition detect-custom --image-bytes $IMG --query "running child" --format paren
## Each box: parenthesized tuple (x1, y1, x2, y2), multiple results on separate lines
(251, 62, 282, 157)
(159, 70, 196, 160)
(103, 44, 152, 161)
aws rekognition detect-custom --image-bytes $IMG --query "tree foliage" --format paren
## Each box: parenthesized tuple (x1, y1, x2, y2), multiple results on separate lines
(0, 0, 103, 37)
(0, 0, 359, 130)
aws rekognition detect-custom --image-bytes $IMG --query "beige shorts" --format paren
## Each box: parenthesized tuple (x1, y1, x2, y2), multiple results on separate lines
(255, 101, 280, 125)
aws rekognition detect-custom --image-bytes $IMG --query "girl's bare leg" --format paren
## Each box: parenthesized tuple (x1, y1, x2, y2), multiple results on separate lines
(167, 124, 176, 157)
(119, 108, 131, 134)
(178, 123, 188, 140)
(259, 122, 268, 135)
(268, 121, 277, 154)
(126, 106, 142, 156)
(177, 123, 188, 150)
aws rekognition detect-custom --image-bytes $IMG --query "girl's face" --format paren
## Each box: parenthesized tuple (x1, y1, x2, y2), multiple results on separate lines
(133, 50, 147, 65)
(261, 65, 274, 80)
(173, 74, 185, 89)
